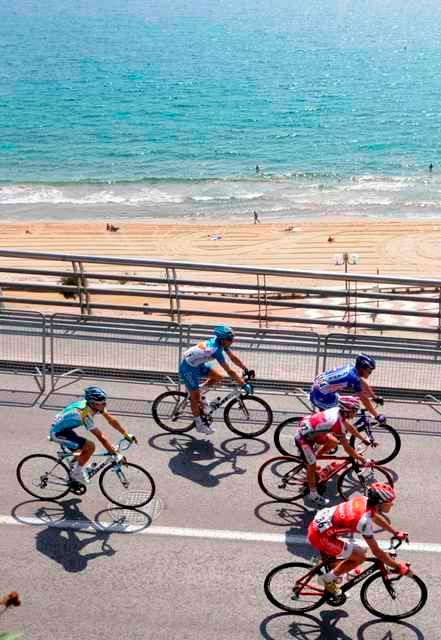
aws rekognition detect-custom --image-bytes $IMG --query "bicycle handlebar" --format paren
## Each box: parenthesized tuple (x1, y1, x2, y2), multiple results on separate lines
(116, 438, 134, 453)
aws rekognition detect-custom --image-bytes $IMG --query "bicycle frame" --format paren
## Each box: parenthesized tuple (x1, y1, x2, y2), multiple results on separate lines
(55, 438, 132, 483)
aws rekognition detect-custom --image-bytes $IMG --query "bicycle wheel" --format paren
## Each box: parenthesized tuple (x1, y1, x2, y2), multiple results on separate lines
(274, 417, 302, 456)
(361, 571, 427, 621)
(151, 390, 194, 433)
(337, 464, 394, 501)
(17, 454, 71, 500)
(350, 422, 401, 465)
(99, 462, 155, 508)
(264, 562, 327, 613)
(224, 396, 273, 437)
(258, 455, 306, 502)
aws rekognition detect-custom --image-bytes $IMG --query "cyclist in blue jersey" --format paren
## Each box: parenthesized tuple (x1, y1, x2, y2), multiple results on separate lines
(310, 354, 386, 423)
(179, 325, 251, 435)
(49, 387, 137, 485)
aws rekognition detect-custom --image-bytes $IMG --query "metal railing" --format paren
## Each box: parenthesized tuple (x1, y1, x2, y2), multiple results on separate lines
(2, 309, 441, 402)
(0, 310, 46, 392)
(1, 249, 441, 336)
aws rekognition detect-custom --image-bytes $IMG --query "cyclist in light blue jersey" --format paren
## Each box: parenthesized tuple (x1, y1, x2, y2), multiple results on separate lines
(49, 386, 137, 485)
(179, 325, 251, 435)
(310, 354, 386, 423)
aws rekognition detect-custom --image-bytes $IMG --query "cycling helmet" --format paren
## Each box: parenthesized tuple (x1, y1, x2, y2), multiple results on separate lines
(338, 395, 361, 414)
(213, 325, 234, 340)
(84, 386, 107, 403)
(355, 353, 376, 371)
(367, 482, 396, 506)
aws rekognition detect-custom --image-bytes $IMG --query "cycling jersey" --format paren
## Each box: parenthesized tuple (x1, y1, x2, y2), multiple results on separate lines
(182, 337, 226, 367)
(307, 496, 374, 558)
(297, 407, 346, 440)
(310, 365, 362, 409)
(295, 407, 346, 464)
(50, 400, 96, 434)
(179, 337, 227, 391)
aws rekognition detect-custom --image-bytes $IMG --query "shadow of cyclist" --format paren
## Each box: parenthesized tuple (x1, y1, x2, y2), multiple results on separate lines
(168, 437, 247, 487)
(357, 618, 424, 640)
(35, 498, 116, 573)
(260, 610, 352, 640)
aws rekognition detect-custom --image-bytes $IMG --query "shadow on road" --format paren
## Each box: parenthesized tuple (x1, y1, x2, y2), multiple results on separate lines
(34, 498, 117, 572)
(260, 611, 425, 640)
(11, 498, 153, 573)
(166, 436, 248, 487)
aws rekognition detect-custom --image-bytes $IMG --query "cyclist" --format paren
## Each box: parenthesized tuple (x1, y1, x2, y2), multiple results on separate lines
(295, 396, 371, 507)
(49, 386, 137, 485)
(310, 353, 385, 423)
(179, 325, 251, 435)
(307, 482, 409, 595)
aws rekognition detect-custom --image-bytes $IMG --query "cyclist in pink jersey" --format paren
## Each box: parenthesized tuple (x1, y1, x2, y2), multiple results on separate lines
(294, 396, 371, 507)
(307, 483, 409, 595)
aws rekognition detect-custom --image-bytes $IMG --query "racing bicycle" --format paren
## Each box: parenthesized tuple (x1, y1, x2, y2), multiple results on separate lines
(264, 536, 427, 620)
(17, 439, 155, 509)
(257, 449, 393, 503)
(151, 370, 273, 438)
(273, 406, 400, 465)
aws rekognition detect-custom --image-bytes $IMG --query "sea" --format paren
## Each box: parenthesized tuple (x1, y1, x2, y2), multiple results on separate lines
(2, 2, 441, 222)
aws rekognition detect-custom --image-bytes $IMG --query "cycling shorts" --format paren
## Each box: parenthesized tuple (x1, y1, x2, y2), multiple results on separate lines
(179, 360, 214, 392)
(307, 522, 353, 560)
(49, 428, 86, 451)
(309, 388, 338, 410)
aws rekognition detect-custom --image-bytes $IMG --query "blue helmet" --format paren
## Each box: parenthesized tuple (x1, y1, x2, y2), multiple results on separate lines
(84, 386, 107, 403)
(213, 324, 234, 340)
(355, 353, 376, 371)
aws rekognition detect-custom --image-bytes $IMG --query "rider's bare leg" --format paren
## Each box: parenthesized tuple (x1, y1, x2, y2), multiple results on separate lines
(76, 439, 95, 467)
(199, 369, 224, 392)
(190, 389, 202, 417)
(331, 546, 366, 578)
(307, 462, 318, 492)
(316, 434, 339, 458)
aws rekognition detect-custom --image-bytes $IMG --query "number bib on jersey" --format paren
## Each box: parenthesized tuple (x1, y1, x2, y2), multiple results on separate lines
(312, 507, 337, 533)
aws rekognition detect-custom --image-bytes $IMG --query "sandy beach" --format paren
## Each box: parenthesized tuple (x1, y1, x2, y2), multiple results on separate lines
(1, 218, 441, 330)
(1, 217, 441, 277)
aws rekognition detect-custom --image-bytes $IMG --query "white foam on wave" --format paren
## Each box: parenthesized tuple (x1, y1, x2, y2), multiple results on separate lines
(191, 191, 264, 202)
(0, 185, 183, 205)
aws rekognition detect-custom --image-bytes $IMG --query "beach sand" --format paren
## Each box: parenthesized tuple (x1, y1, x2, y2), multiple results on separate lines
(1, 218, 440, 328)
(1, 217, 441, 276)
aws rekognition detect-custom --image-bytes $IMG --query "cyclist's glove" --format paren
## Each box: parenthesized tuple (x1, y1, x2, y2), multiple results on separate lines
(241, 383, 253, 395)
(376, 414, 386, 424)
(124, 432, 138, 444)
(395, 531, 409, 542)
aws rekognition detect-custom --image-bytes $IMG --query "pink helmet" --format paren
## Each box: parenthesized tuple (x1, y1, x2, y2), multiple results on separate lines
(338, 395, 360, 414)
(367, 482, 396, 505)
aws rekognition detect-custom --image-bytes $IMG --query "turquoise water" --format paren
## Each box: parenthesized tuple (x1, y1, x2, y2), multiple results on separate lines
(2, 7, 441, 220)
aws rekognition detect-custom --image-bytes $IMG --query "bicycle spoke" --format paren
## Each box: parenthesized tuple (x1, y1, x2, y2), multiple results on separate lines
(264, 562, 326, 613)
(99, 463, 155, 508)
(224, 396, 272, 437)
(361, 573, 427, 620)
(17, 454, 71, 500)
(337, 465, 392, 501)
(258, 457, 307, 501)
(152, 391, 194, 433)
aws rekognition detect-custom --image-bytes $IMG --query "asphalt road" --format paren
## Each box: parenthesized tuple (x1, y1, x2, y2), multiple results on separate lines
(1, 379, 440, 639)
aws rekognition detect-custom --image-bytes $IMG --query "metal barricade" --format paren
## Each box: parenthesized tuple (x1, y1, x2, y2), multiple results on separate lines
(322, 334, 441, 399)
(49, 314, 183, 392)
(184, 324, 321, 394)
(0, 309, 46, 392)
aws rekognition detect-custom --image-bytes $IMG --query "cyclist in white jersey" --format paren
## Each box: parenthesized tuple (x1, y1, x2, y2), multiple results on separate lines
(179, 325, 250, 435)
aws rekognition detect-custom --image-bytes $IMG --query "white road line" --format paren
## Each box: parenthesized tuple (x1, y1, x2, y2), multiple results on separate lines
(0, 514, 440, 553)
